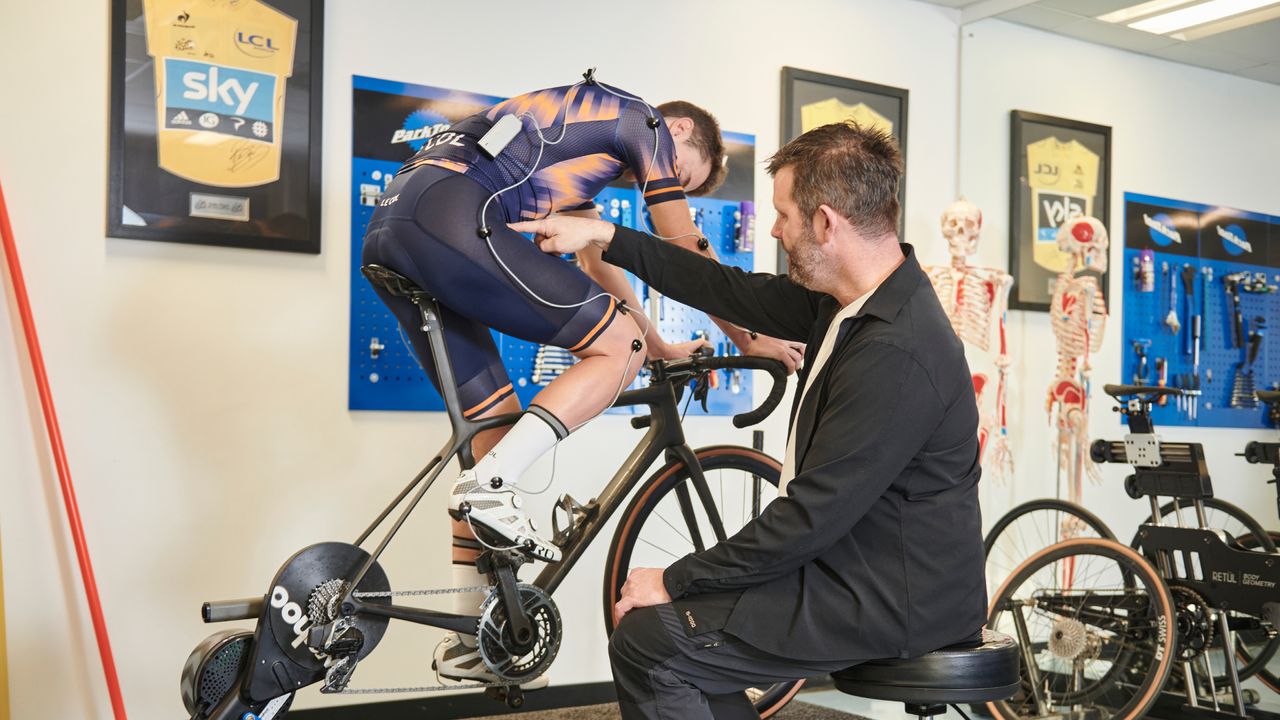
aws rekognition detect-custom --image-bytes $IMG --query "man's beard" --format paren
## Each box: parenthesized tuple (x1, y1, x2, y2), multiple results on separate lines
(785, 223, 824, 289)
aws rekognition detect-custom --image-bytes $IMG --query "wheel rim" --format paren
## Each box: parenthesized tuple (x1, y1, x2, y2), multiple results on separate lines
(987, 539, 1175, 720)
(985, 501, 1114, 601)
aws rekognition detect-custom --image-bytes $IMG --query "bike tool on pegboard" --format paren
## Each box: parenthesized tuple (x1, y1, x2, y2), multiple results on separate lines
(1121, 193, 1280, 429)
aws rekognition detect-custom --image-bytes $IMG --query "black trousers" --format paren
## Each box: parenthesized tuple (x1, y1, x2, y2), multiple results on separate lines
(608, 597, 858, 720)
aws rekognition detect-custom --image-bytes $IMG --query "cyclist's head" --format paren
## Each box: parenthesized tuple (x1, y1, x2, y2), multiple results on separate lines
(658, 101, 726, 197)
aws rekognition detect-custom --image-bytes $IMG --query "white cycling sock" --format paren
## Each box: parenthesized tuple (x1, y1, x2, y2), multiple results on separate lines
(469, 405, 568, 490)
(451, 563, 486, 639)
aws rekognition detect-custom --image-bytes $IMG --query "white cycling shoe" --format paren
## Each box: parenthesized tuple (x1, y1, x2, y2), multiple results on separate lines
(450, 470, 562, 563)
(432, 633, 551, 689)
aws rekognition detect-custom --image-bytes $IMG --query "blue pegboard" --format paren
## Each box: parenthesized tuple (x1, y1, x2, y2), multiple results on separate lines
(1119, 193, 1280, 428)
(348, 76, 759, 417)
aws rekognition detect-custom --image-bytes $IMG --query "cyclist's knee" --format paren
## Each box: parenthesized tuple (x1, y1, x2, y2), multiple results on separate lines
(576, 315, 645, 362)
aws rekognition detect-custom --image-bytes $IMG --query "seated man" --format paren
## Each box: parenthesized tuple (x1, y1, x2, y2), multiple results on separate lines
(360, 75, 805, 684)
(515, 122, 987, 719)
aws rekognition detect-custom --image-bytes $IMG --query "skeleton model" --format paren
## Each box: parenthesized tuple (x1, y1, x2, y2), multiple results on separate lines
(1046, 216, 1109, 503)
(925, 200, 1014, 484)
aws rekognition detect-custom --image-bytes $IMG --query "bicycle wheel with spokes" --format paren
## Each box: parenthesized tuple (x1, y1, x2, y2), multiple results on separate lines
(984, 500, 1116, 600)
(986, 537, 1176, 720)
(603, 445, 801, 718)
(1134, 497, 1279, 686)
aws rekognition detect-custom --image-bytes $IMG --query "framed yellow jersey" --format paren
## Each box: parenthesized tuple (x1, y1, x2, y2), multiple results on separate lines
(108, 0, 323, 254)
(144, 0, 297, 187)
(1009, 111, 1111, 311)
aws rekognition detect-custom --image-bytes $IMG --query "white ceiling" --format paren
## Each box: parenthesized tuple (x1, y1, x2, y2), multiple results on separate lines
(918, 0, 1280, 85)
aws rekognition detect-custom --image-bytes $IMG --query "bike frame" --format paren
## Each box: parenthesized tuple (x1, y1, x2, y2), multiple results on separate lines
(335, 296, 729, 633)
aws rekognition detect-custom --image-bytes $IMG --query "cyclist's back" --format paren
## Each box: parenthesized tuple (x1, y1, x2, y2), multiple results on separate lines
(400, 81, 688, 222)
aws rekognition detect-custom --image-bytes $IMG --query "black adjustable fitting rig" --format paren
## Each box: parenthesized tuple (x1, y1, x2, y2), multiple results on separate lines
(1090, 384, 1213, 502)
(1240, 390, 1280, 520)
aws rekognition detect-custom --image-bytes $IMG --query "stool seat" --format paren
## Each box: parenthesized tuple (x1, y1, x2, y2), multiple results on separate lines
(832, 629, 1020, 705)
(362, 264, 431, 302)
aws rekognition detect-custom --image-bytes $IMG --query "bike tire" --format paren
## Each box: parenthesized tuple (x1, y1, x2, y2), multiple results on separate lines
(983, 499, 1116, 596)
(985, 537, 1177, 720)
(602, 445, 802, 718)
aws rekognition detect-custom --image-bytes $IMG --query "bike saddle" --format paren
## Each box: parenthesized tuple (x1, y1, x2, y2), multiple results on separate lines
(1258, 390, 1280, 406)
(1103, 384, 1183, 402)
(362, 264, 432, 302)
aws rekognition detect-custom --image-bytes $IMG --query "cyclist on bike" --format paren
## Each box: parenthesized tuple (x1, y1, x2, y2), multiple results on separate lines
(361, 75, 805, 684)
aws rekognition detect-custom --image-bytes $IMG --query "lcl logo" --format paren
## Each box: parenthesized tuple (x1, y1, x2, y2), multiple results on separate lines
(235, 30, 278, 57)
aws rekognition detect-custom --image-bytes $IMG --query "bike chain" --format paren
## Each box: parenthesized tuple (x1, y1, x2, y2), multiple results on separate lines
(333, 584, 528, 695)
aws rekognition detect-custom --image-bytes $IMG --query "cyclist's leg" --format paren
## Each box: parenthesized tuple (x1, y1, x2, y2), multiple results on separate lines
(379, 171, 643, 560)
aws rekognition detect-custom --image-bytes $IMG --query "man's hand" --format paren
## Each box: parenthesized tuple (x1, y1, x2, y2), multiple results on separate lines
(613, 568, 672, 626)
(510, 216, 615, 255)
(741, 334, 806, 375)
(646, 336, 710, 362)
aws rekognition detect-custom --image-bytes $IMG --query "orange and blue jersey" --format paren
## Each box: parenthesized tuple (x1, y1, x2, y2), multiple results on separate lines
(398, 82, 685, 221)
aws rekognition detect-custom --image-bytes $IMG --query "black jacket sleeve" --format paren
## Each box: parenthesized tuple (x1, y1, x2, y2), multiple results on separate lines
(602, 225, 825, 343)
(661, 339, 944, 598)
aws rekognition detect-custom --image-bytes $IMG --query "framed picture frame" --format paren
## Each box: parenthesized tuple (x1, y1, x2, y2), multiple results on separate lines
(1008, 110, 1111, 311)
(779, 67, 909, 272)
(107, 0, 324, 254)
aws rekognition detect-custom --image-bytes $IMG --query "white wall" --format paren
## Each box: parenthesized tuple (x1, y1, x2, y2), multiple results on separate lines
(0, 0, 962, 717)
(955, 18, 1280, 540)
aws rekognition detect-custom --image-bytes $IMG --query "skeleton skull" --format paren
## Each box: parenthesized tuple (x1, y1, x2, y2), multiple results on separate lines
(941, 199, 983, 259)
(1056, 215, 1109, 273)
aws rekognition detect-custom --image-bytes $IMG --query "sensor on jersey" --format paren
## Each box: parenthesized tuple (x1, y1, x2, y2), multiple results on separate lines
(478, 113, 523, 160)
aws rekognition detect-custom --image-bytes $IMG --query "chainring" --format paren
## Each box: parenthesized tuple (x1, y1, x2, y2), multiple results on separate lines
(1171, 585, 1215, 662)
(477, 583, 561, 683)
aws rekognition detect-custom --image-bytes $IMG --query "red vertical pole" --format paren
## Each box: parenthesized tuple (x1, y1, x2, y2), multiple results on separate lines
(0, 181, 128, 719)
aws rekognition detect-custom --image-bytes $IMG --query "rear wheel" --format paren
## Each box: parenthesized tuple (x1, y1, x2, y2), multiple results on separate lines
(984, 500, 1115, 599)
(985, 537, 1176, 720)
(603, 445, 802, 718)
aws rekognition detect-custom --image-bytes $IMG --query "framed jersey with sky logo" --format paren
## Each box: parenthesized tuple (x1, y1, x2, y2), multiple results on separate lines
(107, 0, 323, 254)
(1009, 111, 1111, 311)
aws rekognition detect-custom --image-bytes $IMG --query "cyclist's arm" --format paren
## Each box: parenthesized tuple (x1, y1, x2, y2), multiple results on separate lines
(561, 208, 692, 360)
(560, 207, 642, 313)
(616, 105, 769, 353)
(661, 342, 943, 597)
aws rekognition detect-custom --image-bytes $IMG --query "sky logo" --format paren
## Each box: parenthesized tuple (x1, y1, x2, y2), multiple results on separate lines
(1144, 213, 1181, 247)
(165, 58, 274, 121)
(1217, 223, 1251, 256)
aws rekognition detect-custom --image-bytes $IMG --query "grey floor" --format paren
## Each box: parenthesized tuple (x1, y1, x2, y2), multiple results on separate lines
(800, 677, 1280, 719)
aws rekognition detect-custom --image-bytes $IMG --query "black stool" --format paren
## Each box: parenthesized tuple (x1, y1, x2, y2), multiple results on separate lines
(831, 629, 1020, 720)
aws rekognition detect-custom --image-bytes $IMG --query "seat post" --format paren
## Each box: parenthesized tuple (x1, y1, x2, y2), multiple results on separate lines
(412, 296, 473, 447)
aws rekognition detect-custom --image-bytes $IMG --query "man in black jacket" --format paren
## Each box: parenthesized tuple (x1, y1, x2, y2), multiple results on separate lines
(512, 122, 986, 720)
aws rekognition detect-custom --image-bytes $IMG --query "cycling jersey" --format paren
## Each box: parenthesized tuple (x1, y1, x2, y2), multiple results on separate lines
(398, 82, 686, 221)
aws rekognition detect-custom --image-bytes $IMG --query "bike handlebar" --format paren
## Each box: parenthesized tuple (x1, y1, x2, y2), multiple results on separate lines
(631, 353, 789, 429)
(702, 356, 789, 428)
